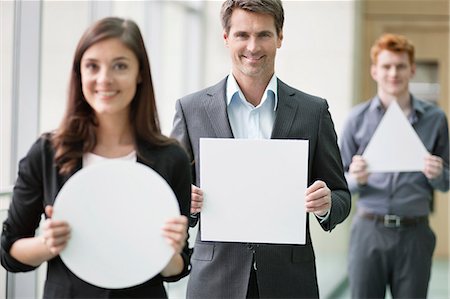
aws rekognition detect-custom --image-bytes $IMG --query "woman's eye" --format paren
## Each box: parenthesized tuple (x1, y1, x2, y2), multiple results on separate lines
(114, 63, 128, 70)
(85, 63, 98, 71)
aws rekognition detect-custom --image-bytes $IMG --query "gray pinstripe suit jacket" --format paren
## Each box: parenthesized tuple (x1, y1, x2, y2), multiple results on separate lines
(171, 77, 351, 299)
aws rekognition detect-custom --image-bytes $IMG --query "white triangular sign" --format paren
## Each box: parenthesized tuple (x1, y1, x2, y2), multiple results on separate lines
(363, 100, 428, 172)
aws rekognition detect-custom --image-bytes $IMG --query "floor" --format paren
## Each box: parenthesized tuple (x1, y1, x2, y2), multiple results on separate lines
(165, 257, 449, 299)
(333, 257, 449, 299)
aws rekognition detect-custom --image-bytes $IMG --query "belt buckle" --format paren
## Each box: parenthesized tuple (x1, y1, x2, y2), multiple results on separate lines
(384, 214, 401, 228)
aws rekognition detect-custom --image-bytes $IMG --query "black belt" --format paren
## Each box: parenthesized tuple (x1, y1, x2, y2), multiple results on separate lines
(360, 212, 428, 228)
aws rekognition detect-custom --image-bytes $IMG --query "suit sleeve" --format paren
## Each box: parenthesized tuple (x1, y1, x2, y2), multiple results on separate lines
(1, 138, 46, 272)
(161, 145, 193, 282)
(312, 101, 351, 231)
(170, 99, 199, 227)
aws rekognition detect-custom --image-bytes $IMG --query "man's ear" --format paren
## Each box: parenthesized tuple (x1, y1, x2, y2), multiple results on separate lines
(370, 64, 377, 81)
(410, 63, 416, 78)
(277, 31, 283, 49)
(223, 30, 229, 46)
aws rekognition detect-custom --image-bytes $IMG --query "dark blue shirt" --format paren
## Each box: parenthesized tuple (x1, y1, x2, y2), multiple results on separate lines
(340, 95, 449, 216)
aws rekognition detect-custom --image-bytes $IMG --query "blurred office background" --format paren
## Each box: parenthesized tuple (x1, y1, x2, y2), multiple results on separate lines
(0, 0, 448, 298)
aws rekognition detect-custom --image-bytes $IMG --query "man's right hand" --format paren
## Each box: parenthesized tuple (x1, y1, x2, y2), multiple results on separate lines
(349, 155, 369, 185)
(191, 185, 203, 214)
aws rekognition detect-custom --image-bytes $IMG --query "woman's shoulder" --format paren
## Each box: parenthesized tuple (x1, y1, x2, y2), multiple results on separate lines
(139, 140, 189, 163)
(15, 132, 57, 186)
(24, 132, 55, 160)
(164, 141, 189, 158)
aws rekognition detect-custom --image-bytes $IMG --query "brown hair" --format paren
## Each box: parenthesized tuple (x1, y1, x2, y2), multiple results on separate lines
(52, 17, 171, 174)
(220, 0, 284, 35)
(370, 33, 415, 65)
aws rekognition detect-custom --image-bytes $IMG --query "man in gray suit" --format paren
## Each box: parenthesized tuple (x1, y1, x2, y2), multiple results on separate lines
(171, 0, 351, 298)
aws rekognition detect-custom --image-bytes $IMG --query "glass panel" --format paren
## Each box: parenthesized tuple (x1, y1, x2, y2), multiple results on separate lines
(1, 1, 14, 190)
(0, 208, 9, 298)
(40, 1, 90, 133)
(109, 1, 204, 134)
(409, 61, 440, 104)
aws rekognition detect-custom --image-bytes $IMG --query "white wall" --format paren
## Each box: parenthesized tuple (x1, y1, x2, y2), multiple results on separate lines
(202, 1, 355, 135)
(280, 1, 355, 135)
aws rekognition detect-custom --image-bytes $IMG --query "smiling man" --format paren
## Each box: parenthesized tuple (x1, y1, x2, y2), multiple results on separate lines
(171, 0, 351, 298)
(340, 33, 449, 299)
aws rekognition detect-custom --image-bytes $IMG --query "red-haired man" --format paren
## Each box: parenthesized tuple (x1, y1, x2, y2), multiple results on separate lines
(340, 33, 449, 298)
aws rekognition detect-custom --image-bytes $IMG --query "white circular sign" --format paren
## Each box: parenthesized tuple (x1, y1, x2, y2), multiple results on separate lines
(52, 160, 180, 289)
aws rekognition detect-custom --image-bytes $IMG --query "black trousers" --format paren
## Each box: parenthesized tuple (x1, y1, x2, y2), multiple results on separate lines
(348, 215, 435, 299)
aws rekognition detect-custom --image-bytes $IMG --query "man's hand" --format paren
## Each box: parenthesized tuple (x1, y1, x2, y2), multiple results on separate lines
(305, 180, 331, 217)
(349, 155, 369, 185)
(423, 154, 444, 180)
(191, 185, 203, 214)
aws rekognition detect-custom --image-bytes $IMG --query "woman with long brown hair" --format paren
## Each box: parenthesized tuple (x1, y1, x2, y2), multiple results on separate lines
(1, 17, 191, 298)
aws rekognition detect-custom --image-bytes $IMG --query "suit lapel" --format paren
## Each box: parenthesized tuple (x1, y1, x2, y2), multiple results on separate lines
(271, 79, 299, 138)
(202, 77, 300, 139)
(203, 77, 234, 138)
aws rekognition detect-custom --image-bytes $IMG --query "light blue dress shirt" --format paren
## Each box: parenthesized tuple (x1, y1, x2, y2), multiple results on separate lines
(226, 74, 277, 139)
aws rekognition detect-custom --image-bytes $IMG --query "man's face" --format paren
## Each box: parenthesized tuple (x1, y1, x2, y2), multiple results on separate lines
(371, 50, 415, 97)
(223, 8, 282, 80)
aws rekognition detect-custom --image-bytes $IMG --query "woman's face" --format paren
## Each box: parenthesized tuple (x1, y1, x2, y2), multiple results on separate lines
(80, 38, 141, 119)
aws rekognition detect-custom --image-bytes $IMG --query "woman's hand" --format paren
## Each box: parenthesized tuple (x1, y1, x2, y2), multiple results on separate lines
(160, 215, 188, 277)
(162, 215, 188, 255)
(41, 205, 71, 256)
(10, 205, 71, 266)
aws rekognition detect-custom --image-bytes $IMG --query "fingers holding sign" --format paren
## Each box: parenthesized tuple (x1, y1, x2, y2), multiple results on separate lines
(305, 180, 331, 217)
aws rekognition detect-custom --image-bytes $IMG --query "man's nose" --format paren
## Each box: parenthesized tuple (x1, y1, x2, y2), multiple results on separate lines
(388, 66, 398, 76)
(246, 37, 260, 53)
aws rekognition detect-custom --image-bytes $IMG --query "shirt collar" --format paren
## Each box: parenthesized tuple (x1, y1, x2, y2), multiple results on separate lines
(409, 94, 426, 123)
(369, 95, 385, 113)
(226, 73, 278, 111)
(371, 94, 425, 123)
(410, 94, 426, 115)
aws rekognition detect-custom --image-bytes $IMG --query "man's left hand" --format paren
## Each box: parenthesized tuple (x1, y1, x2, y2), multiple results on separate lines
(424, 154, 444, 180)
(305, 180, 331, 216)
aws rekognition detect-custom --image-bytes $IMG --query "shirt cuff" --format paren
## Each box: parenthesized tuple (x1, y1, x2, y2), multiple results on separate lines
(315, 209, 330, 223)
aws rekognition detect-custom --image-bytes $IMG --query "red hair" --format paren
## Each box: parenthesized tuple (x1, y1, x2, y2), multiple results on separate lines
(370, 33, 415, 65)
